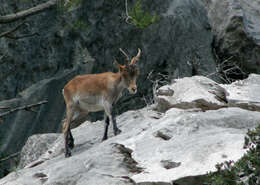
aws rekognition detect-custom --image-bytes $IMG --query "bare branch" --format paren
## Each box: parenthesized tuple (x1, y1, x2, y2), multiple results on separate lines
(0, 152, 20, 162)
(0, 0, 57, 24)
(0, 107, 9, 110)
(124, 0, 133, 23)
(0, 21, 26, 38)
(5, 32, 40, 40)
(0, 100, 48, 118)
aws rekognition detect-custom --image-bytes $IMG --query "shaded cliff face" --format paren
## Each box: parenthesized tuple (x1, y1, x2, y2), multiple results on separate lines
(0, 0, 217, 105)
(81, 0, 218, 112)
(201, 0, 260, 77)
(0, 0, 82, 100)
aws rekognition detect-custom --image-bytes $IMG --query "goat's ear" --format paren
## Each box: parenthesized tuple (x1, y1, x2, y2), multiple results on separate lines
(114, 60, 124, 72)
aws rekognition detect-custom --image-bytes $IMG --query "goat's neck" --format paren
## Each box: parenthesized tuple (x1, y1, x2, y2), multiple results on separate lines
(115, 72, 126, 92)
(111, 72, 126, 103)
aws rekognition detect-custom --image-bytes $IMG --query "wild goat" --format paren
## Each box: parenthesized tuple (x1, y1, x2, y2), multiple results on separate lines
(62, 48, 141, 157)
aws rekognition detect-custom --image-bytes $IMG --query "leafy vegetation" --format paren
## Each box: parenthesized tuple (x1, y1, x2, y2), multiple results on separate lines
(205, 124, 260, 185)
(57, 0, 83, 13)
(71, 19, 88, 31)
(129, 0, 159, 29)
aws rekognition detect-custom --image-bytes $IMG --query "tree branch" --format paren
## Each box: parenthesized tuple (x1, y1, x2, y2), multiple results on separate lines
(5, 32, 40, 40)
(0, 21, 26, 38)
(0, 100, 48, 118)
(0, 0, 57, 24)
(0, 107, 9, 110)
(0, 152, 20, 162)
(124, 0, 133, 23)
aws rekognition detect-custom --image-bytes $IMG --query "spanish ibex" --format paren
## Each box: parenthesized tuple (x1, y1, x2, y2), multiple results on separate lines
(62, 48, 141, 157)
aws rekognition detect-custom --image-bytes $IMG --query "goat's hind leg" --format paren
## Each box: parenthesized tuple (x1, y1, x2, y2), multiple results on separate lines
(63, 105, 76, 158)
(102, 113, 110, 141)
(68, 129, 74, 149)
(67, 110, 88, 149)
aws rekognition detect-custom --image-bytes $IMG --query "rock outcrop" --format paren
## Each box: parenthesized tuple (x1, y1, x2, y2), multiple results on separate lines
(202, 0, 260, 75)
(155, 76, 228, 112)
(156, 74, 260, 113)
(221, 73, 260, 111)
(1, 75, 260, 185)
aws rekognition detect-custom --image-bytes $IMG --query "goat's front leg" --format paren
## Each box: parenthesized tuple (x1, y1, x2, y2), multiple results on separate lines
(104, 101, 121, 139)
(111, 111, 121, 136)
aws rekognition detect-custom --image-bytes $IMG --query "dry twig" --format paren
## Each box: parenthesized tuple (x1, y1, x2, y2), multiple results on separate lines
(5, 32, 40, 40)
(0, 0, 57, 24)
(0, 152, 20, 162)
(0, 100, 48, 118)
(124, 0, 133, 23)
(0, 21, 26, 38)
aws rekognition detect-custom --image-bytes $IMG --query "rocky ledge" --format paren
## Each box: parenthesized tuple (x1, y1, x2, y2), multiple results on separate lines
(1, 74, 260, 185)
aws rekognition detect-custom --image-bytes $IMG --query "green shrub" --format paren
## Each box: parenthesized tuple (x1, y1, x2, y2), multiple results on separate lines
(71, 20, 88, 31)
(129, 0, 159, 29)
(57, 0, 83, 13)
(205, 124, 260, 185)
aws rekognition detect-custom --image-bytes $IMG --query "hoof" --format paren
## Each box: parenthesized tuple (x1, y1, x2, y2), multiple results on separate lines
(65, 150, 72, 158)
(114, 128, 122, 136)
(102, 136, 108, 141)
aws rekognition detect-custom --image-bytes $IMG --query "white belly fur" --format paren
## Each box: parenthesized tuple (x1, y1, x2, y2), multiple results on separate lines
(73, 94, 105, 112)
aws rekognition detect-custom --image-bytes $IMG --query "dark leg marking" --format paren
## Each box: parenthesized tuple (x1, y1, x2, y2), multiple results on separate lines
(64, 133, 72, 158)
(68, 129, 74, 149)
(112, 112, 121, 136)
(102, 115, 110, 141)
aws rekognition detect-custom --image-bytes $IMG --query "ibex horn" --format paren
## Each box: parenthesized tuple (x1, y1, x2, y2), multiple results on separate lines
(130, 48, 141, 65)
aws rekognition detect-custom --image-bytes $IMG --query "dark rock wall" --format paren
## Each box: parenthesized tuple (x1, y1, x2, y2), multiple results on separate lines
(201, 0, 260, 75)
(0, 69, 80, 155)
(80, 0, 218, 112)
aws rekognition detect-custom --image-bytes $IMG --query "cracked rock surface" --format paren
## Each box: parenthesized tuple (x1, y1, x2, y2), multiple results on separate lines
(1, 75, 260, 185)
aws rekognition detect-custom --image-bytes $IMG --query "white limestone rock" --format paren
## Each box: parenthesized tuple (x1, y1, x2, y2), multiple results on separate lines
(1, 107, 259, 185)
(221, 74, 260, 111)
(155, 76, 228, 112)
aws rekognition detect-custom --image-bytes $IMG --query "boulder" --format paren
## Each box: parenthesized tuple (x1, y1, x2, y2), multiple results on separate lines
(202, 0, 260, 74)
(220, 73, 260, 111)
(18, 134, 59, 169)
(155, 74, 260, 113)
(155, 76, 228, 112)
(1, 106, 259, 185)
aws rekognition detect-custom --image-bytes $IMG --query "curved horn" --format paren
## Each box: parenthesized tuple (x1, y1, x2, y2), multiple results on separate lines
(130, 48, 141, 65)
(119, 48, 130, 65)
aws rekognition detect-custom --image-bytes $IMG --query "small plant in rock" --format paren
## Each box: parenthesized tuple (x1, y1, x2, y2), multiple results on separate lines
(57, 0, 83, 13)
(71, 19, 88, 31)
(204, 124, 260, 185)
(129, 0, 159, 29)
